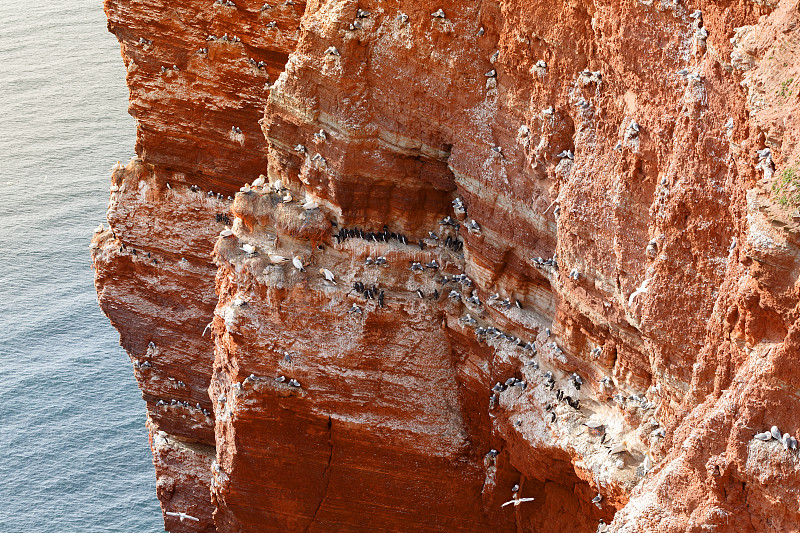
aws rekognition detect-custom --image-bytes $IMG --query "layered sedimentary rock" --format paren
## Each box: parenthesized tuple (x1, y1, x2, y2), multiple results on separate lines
(93, 0, 800, 531)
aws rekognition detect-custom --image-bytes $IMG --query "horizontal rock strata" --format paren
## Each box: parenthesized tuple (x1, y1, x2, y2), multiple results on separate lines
(94, 0, 800, 531)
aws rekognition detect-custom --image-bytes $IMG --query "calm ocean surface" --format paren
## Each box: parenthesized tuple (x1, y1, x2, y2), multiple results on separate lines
(0, 1, 164, 531)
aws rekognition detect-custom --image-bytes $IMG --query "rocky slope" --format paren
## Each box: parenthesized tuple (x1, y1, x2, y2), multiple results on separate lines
(93, 0, 800, 531)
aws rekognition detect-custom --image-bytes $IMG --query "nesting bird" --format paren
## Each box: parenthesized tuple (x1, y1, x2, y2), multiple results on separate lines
(320, 268, 336, 284)
(431, 9, 446, 18)
(324, 46, 340, 57)
(268, 254, 289, 264)
(292, 255, 306, 272)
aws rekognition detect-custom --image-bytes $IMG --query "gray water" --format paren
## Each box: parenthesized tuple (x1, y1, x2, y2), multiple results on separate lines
(0, 1, 164, 531)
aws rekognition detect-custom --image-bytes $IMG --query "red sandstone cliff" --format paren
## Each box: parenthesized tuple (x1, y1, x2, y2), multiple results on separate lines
(92, 0, 800, 531)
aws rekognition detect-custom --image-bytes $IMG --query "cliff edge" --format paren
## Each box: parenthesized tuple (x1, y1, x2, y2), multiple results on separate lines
(92, 0, 800, 531)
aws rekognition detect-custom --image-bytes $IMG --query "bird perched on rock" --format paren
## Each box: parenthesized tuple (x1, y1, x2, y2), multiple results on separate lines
(466, 220, 481, 233)
(324, 46, 340, 56)
(754, 431, 772, 441)
(241, 244, 256, 255)
(292, 255, 306, 272)
(268, 254, 289, 264)
(431, 8, 445, 18)
(320, 268, 336, 284)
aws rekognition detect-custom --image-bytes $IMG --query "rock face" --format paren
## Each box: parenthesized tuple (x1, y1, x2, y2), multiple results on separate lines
(93, 0, 800, 531)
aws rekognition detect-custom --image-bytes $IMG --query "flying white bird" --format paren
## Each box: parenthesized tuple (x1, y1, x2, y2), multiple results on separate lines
(165, 511, 200, 522)
(628, 277, 651, 306)
(320, 268, 336, 284)
(292, 255, 305, 272)
(501, 496, 535, 508)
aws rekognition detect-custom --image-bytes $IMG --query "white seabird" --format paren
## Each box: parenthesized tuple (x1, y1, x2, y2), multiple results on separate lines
(268, 254, 289, 264)
(754, 431, 772, 441)
(220, 228, 234, 238)
(320, 268, 336, 284)
(166, 511, 200, 522)
(501, 496, 535, 508)
(241, 244, 256, 255)
(628, 278, 651, 306)
(292, 255, 306, 272)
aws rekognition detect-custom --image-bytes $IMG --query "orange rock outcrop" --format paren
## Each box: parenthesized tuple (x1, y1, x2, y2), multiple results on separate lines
(93, 0, 800, 531)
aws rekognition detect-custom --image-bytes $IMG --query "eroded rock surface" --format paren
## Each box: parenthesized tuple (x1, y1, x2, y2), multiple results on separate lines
(93, 0, 800, 531)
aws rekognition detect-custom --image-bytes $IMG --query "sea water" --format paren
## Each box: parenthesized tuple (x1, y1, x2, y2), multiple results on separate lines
(0, 1, 164, 530)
